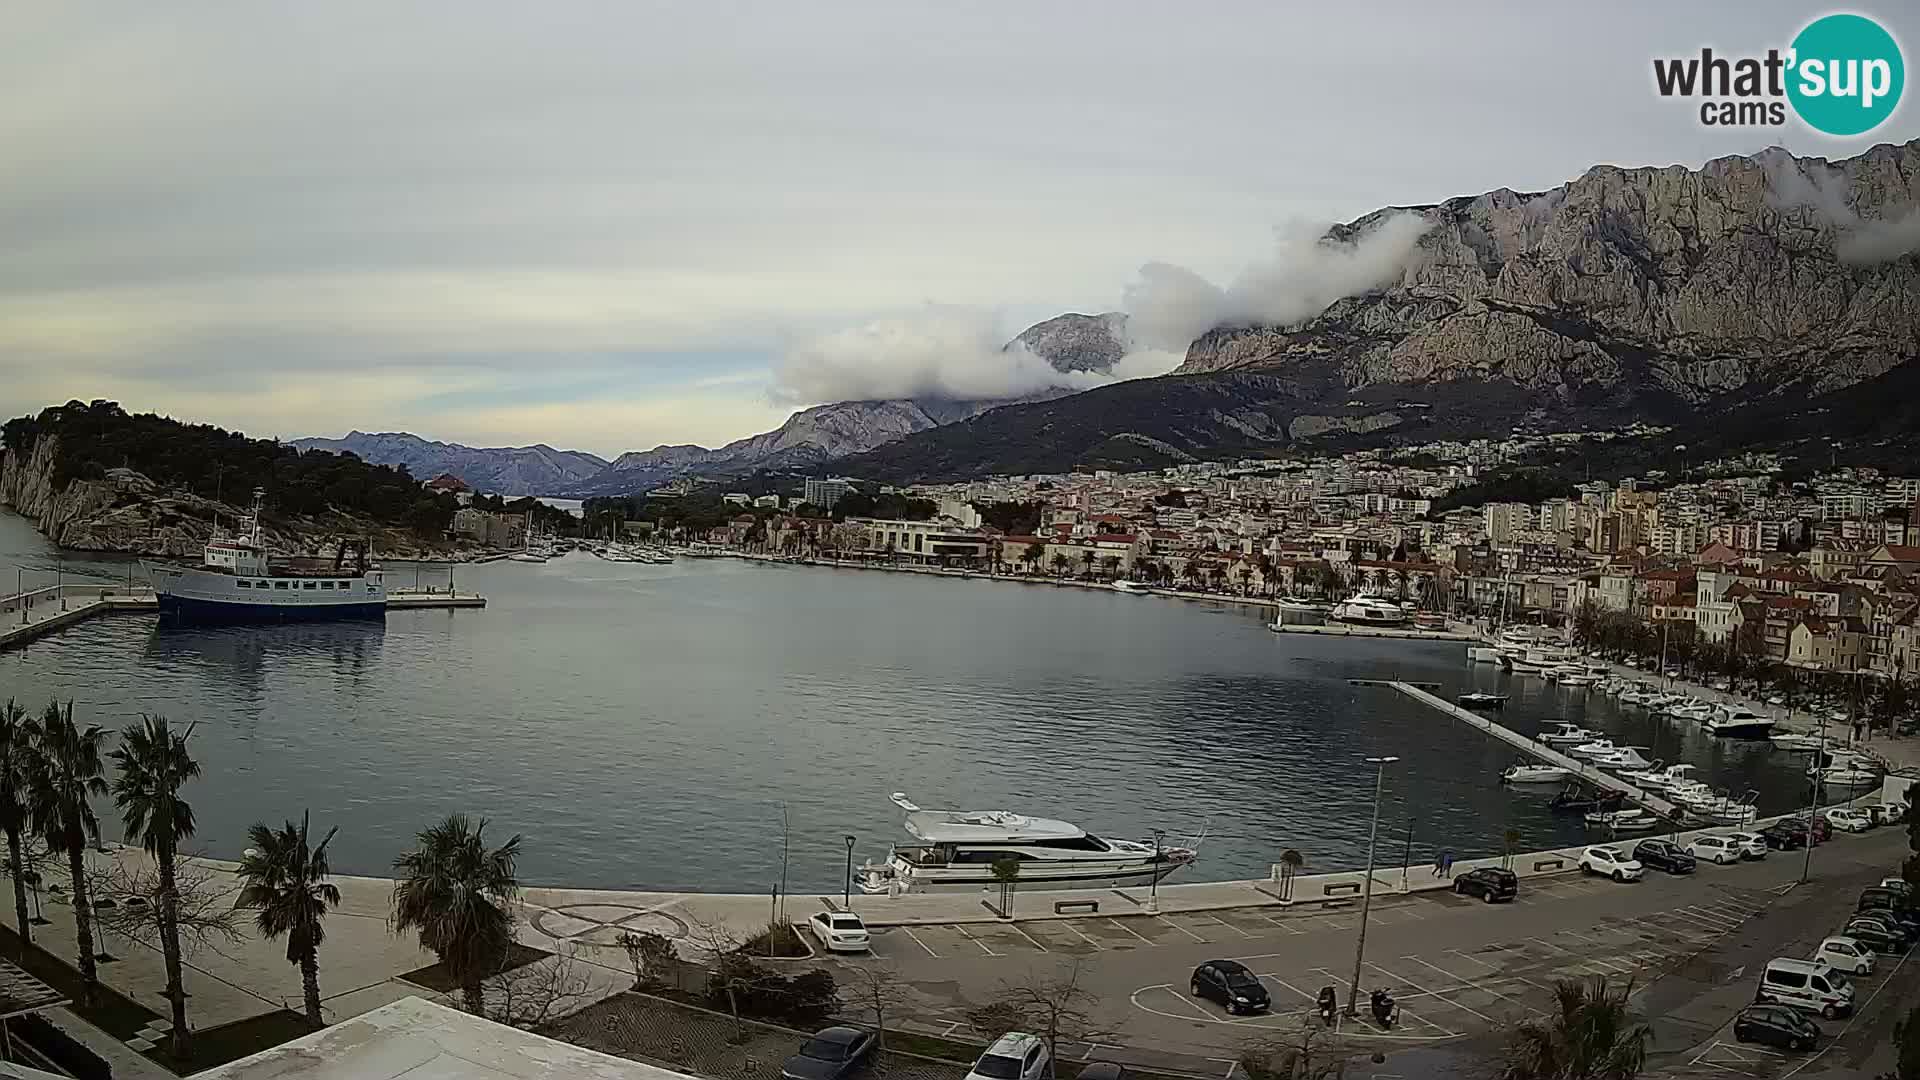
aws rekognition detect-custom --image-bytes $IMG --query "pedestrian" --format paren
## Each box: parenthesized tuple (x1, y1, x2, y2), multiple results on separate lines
(1853, 720, 1865, 743)
(1440, 849, 1455, 878)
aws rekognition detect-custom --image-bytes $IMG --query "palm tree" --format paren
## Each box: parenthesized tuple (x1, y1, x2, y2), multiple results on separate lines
(1501, 977, 1649, 1080)
(25, 700, 109, 1006)
(237, 813, 341, 1027)
(1049, 553, 1069, 577)
(111, 715, 202, 1054)
(391, 813, 523, 1015)
(1078, 550, 1094, 579)
(0, 700, 36, 954)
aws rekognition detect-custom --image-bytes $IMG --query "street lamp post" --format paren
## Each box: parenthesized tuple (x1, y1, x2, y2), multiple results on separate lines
(1147, 829, 1166, 915)
(1801, 711, 1827, 884)
(1347, 755, 1399, 1018)
(842, 835, 857, 910)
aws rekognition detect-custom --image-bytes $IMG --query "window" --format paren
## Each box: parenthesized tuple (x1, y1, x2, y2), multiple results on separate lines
(237, 580, 252, 589)
(303, 582, 317, 590)
(1766, 968, 1807, 989)
(275, 582, 290, 590)
(320, 581, 334, 590)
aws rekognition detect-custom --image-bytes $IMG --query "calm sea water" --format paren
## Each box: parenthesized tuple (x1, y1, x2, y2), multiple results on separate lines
(1, 510, 1815, 893)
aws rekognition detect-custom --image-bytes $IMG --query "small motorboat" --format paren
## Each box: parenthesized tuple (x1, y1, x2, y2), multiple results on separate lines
(1591, 747, 1655, 771)
(1569, 739, 1620, 760)
(1458, 692, 1508, 709)
(1467, 646, 1505, 664)
(1550, 784, 1627, 815)
(1820, 765, 1882, 787)
(1502, 764, 1573, 784)
(1769, 732, 1824, 752)
(1586, 808, 1660, 833)
(1540, 723, 1599, 746)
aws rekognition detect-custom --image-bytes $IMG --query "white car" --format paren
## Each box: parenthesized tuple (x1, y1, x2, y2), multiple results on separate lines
(1827, 808, 1873, 833)
(806, 911, 871, 953)
(1724, 832, 1769, 859)
(1579, 846, 1644, 882)
(1867, 802, 1909, 825)
(966, 1033, 1052, 1080)
(1813, 935, 1875, 975)
(1685, 835, 1743, 865)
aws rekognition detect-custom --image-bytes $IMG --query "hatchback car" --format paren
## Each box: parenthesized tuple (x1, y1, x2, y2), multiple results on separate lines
(1632, 839, 1696, 875)
(1826, 808, 1873, 833)
(1794, 814, 1835, 842)
(1190, 959, 1271, 1015)
(1724, 831, 1769, 859)
(807, 911, 871, 953)
(1684, 835, 1742, 865)
(1842, 917, 1909, 955)
(1452, 867, 1518, 903)
(782, 1027, 877, 1080)
(1761, 821, 1809, 850)
(966, 1033, 1051, 1080)
(1812, 936, 1875, 975)
(1579, 846, 1643, 882)
(1732, 1004, 1820, 1052)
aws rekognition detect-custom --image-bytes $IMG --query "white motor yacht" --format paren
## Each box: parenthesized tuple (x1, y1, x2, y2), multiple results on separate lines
(1702, 707, 1775, 738)
(1501, 764, 1574, 784)
(855, 793, 1196, 895)
(1768, 732, 1825, 752)
(1539, 723, 1599, 746)
(1275, 595, 1330, 613)
(1616, 759, 1667, 785)
(1112, 580, 1149, 594)
(1586, 809, 1660, 833)
(1592, 747, 1655, 771)
(1632, 763, 1697, 791)
(1329, 596, 1410, 626)
(1569, 739, 1620, 760)
(1467, 646, 1505, 664)
(1813, 752, 1882, 787)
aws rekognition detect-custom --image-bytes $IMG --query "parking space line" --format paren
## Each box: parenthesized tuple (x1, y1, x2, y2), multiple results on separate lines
(900, 927, 939, 958)
(1528, 936, 1572, 954)
(1060, 920, 1104, 949)
(1007, 923, 1051, 952)
(1108, 917, 1153, 944)
(1202, 914, 1256, 939)
(1264, 975, 1318, 1002)
(951, 924, 1000, 956)
(1262, 915, 1306, 935)
(1401, 955, 1541, 1018)
(1555, 928, 1609, 946)
(1446, 948, 1500, 972)
(1162, 918, 1207, 943)
(1669, 907, 1740, 931)
(1365, 961, 1498, 1024)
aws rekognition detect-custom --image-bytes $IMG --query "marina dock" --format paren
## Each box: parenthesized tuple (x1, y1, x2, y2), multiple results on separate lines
(1388, 680, 1680, 818)
(1268, 622, 1480, 642)
(1, 582, 485, 650)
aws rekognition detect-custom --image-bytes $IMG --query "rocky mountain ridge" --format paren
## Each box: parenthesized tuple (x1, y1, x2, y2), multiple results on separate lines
(839, 140, 1920, 482)
(291, 431, 609, 496)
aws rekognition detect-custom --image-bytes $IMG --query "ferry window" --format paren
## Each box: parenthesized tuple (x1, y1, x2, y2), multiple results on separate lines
(275, 581, 290, 590)
(320, 581, 334, 589)
(303, 582, 317, 590)
(236, 580, 252, 589)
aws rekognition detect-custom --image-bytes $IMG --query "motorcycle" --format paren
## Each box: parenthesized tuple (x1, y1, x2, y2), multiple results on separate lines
(1316, 986, 1338, 1027)
(1370, 988, 1398, 1029)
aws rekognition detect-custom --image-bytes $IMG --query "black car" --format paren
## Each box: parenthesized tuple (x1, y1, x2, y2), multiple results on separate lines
(1858, 889, 1920, 934)
(1632, 839, 1696, 875)
(1843, 917, 1910, 954)
(1733, 1004, 1820, 1052)
(782, 1026, 877, 1080)
(1453, 867, 1519, 903)
(1760, 821, 1808, 850)
(1191, 959, 1271, 1015)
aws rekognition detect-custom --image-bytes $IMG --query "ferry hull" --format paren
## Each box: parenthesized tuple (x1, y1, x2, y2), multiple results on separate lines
(158, 594, 386, 623)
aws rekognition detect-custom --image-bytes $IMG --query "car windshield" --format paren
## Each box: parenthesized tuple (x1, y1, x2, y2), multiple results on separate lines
(974, 1054, 1023, 1079)
(801, 1038, 851, 1061)
(1225, 974, 1261, 991)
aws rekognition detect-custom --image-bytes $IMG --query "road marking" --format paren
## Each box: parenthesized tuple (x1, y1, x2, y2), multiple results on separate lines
(1365, 960, 1498, 1024)
(942, 1021, 962, 1036)
(1263, 974, 1319, 1002)
(1060, 920, 1104, 949)
(1446, 948, 1500, 972)
(1107, 917, 1153, 944)
(900, 927, 939, 958)
(1203, 913, 1256, 939)
(1163, 917, 1207, 943)
(1527, 936, 1572, 954)
(1555, 928, 1608, 946)
(1260, 914, 1307, 935)
(951, 924, 1000, 956)
(1402, 955, 1540, 1018)
(1007, 922, 1051, 952)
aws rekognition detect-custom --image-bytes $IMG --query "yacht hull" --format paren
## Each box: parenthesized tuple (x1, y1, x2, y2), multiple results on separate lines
(859, 858, 1187, 895)
(158, 594, 386, 622)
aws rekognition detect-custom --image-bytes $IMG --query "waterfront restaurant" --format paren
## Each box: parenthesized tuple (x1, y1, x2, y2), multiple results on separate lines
(845, 516, 993, 565)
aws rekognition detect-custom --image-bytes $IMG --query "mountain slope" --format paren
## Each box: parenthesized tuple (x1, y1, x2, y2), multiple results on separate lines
(291, 431, 608, 496)
(841, 141, 1920, 482)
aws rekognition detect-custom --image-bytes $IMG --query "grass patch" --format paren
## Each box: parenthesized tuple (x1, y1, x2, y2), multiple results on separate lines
(400, 942, 550, 992)
(145, 1009, 313, 1073)
(0, 918, 163, 1041)
(738, 922, 810, 959)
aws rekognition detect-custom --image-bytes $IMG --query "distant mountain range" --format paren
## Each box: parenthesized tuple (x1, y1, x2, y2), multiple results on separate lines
(296, 311, 1129, 496)
(839, 140, 1920, 481)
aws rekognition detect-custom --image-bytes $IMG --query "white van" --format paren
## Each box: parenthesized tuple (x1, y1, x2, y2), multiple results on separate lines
(1758, 958, 1855, 1019)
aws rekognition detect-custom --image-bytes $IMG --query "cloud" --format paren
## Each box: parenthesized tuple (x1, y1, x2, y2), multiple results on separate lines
(769, 306, 1179, 404)
(1762, 152, 1920, 265)
(1121, 214, 1433, 351)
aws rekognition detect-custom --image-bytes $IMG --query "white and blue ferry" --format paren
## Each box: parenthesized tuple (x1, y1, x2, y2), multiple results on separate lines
(144, 492, 386, 621)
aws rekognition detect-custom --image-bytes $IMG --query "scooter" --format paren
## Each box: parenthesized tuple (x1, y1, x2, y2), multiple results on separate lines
(1370, 988, 1398, 1029)
(1317, 985, 1338, 1027)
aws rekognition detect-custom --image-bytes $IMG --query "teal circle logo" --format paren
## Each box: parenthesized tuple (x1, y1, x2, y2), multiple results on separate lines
(1787, 13, 1904, 136)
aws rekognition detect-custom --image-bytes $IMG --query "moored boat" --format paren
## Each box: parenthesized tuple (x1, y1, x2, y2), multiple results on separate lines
(143, 491, 386, 622)
(1458, 692, 1508, 709)
(1329, 595, 1410, 626)
(1502, 764, 1573, 784)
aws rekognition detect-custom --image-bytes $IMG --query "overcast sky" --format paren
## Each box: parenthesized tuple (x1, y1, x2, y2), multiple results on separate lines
(5, 2, 1916, 458)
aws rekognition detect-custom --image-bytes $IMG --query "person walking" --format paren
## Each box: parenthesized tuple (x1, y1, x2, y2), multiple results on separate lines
(1439, 849, 1455, 878)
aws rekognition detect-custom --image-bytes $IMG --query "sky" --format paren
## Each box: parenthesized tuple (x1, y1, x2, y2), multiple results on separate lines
(4, 2, 1917, 458)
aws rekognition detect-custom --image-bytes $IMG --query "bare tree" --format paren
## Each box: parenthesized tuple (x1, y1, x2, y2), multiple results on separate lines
(687, 918, 778, 1043)
(1239, 1025, 1349, 1080)
(476, 949, 595, 1029)
(845, 965, 906, 1053)
(615, 929, 682, 992)
(966, 962, 1112, 1079)
(93, 853, 243, 962)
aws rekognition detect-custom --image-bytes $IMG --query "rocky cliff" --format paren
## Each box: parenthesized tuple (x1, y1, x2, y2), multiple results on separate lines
(841, 141, 1920, 482)
(291, 431, 609, 496)
(1175, 142, 1920, 409)
(1, 434, 458, 558)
